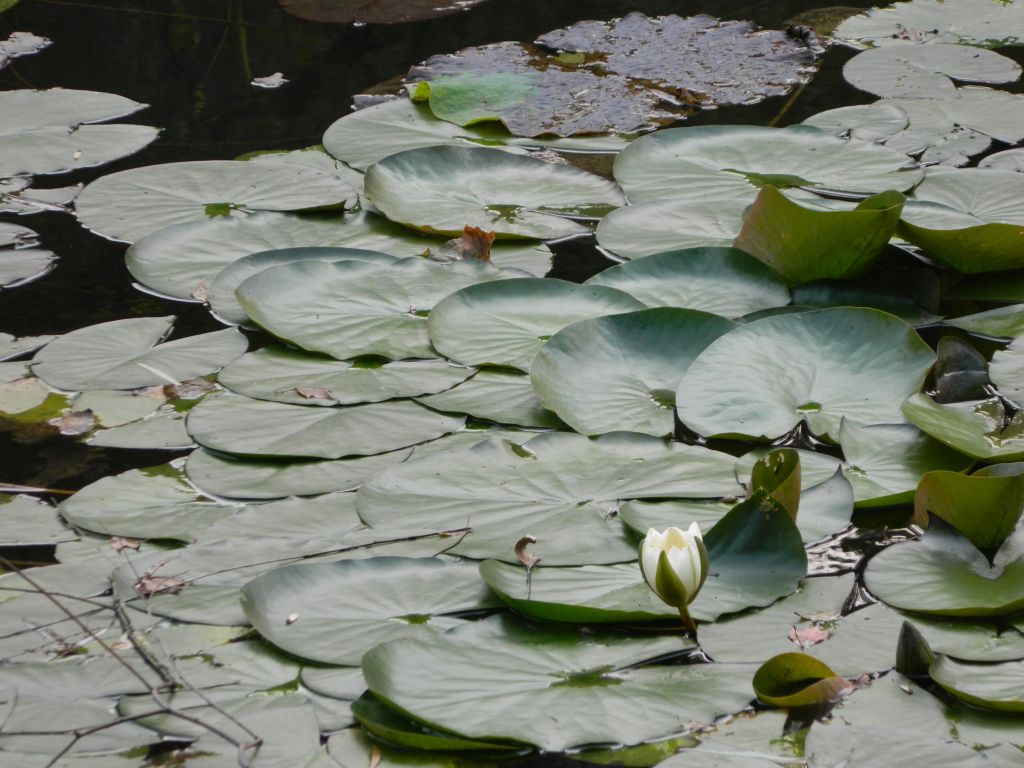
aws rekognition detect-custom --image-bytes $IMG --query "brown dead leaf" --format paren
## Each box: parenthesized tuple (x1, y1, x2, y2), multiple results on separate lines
(134, 575, 186, 596)
(445, 225, 495, 261)
(110, 537, 141, 552)
(48, 409, 96, 436)
(515, 535, 541, 598)
(295, 387, 334, 401)
(788, 624, 832, 649)
(191, 281, 209, 302)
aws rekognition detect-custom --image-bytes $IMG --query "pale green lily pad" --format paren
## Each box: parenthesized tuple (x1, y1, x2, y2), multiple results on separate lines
(428, 278, 643, 371)
(865, 517, 1024, 617)
(219, 346, 472, 406)
(585, 246, 790, 318)
(676, 308, 935, 441)
(76, 160, 358, 243)
(0, 494, 73, 546)
(902, 394, 1024, 462)
(241, 557, 498, 665)
(947, 304, 1024, 338)
(0, 228, 56, 288)
(416, 369, 562, 428)
(834, 0, 1024, 48)
(0, 332, 55, 362)
(86, 409, 193, 450)
(186, 392, 464, 459)
(991, 336, 1024, 404)
(364, 145, 624, 238)
(843, 44, 1021, 99)
(0, 88, 159, 177)
(802, 102, 909, 142)
(931, 655, 1024, 713)
(531, 308, 737, 437)
(980, 149, 1024, 173)
(915, 465, 1024, 550)
(614, 125, 922, 205)
(362, 615, 753, 752)
(185, 446, 412, 500)
(30, 316, 246, 391)
(195, 492, 364, 546)
(357, 431, 742, 564)
(0, 375, 50, 415)
(237, 257, 517, 361)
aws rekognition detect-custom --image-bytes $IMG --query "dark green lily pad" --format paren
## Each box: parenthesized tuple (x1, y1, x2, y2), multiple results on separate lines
(406, 13, 818, 137)
(902, 394, 1024, 462)
(835, 0, 1024, 48)
(947, 304, 1024, 339)
(416, 369, 563, 428)
(676, 308, 935, 440)
(530, 308, 737, 437)
(428, 278, 643, 371)
(915, 465, 1024, 549)
(752, 653, 850, 709)
(364, 145, 624, 238)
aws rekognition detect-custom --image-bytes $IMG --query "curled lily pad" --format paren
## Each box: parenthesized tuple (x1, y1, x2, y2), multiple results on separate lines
(30, 316, 246, 391)
(902, 394, 1024, 462)
(186, 392, 464, 460)
(752, 653, 850, 709)
(364, 145, 624, 238)
(915, 465, 1024, 550)
(428, 278, 643, 371)
(676, 308, 935, 441)
(0, 88, 159, 177)
(834, 0, 1024, 49)
(930, 655, 1024, 713)
(585, 247, 790, 318)
(733, 186, 905, 286)
(530, 308, 737, 437)
(406, 13, 818, 137)
(237, 257, 517, 361)
(76, 160, 358, 243)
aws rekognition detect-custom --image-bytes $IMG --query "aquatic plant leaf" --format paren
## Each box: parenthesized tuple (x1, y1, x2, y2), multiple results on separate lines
(357, 431, 742, 564)
(733, 187, 905, 286)
(407, 13, 818, 137)
(615, 125, 922, 205)
(415, 369, 562, 428)
(0, 88, 157, 176)
(279, 0, 489, 24)
(676, 308, 935, 441)
(364, 145, 624, 238)
(990, 336, 1024, 405)
(0, 30, 48, 67)
(531, 308, 736, 437)
(237, 256, 518, 360)
(946, 304, 1024, 338)
(30, 316, 246, 391)
(362, 616, 752, 751)
(0, 223, 55, 288)
(980, 148, 1024, 173)
(585, 247, 790, 318)
(87, 409, 193, 450)
(865, 516, 1024, 617)
(0, 494, 72, 546)
(752, 653, 850, 709)
(428, 277, 643, 371)
(186, 392, 464, 460)
(789, 276, 941, 325)
(802, 102, 909, 142)
(915, 465, 1024, 550)
(902, 394, 1024, 462)
(241, 557, 497, 665)
(834, 0, 1024, 48)
(219, 346, 471, 407)
(930, 655, 1024, 713)
(76, 160, 358, 243)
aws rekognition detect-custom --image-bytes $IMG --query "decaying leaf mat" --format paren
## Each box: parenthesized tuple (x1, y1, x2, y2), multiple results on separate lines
(406, 13, 822, 137)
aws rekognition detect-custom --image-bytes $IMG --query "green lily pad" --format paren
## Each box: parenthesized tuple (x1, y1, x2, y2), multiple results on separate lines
(218, 346, 472, 406)
(86, 409, 193, 450)
(834, 0, 1024, 48)
(789, 277, 941, 325)
(915, 465, 1024, 549)
(416, 369, 562, 428)
(30, 316, 246, 391)
(909, 613, 1024, 663)
(676, 308, 935, 440)
(931, 655, 1024, 713)
(76, 160, 358, 243)
(357, 431, 742, 564)
(184, 446, 412, 500)
(585, 246, 790, 318)
(364, 145, 624, 238)
(980, 148, 1024, 173)
(843, 44, 1021, 99)
(865, 516, 1024, 617)
(240, 557, 498, 665)
(0, 224, 56, 289)
(614, 125, 922, 205)
(0, 333, 54, 362)
(0, 88, 159, 177)
(362, 616, 753, 752)
(802, 103, 910, 142)
(902, 394, 1024, 462)
(428, 278, 644, 371)
(0, 373, 51, 415)
(237, 257, 517, 361)
(899, 168, 1024, 273)
(733, 186, 905, 286)
(947, 304, 1024, 338)
(990, 336, 1024, 404)
(530, 308, 737, 437)
(206, 246, 397, 325)
(186, 392, 464, 459)
(0, 494, 72, 547)
(752, 653, 850, 709)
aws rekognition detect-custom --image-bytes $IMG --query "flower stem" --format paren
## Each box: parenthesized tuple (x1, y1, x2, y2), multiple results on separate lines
(678, 606, 698, 636)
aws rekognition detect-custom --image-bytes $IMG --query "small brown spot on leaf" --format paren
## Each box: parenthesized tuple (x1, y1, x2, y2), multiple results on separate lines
(788, 624, 832, 649)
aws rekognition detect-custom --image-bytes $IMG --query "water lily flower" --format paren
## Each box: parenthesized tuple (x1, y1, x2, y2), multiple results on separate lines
(639, 523, 709, 633)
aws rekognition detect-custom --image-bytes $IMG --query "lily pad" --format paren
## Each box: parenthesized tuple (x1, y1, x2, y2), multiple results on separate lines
(278, 0, 490, 24)
(406, 13, 818, 137)
(0, 224, 56, 289)
(676, 308, 935, 441)
(416, 369, 562, 428)
(530, 308, 737, 437)
(614, 125, 922, 205)
(946, 304, 1024, 339)
(218, 346, 472, 406)
(364, 145, 624, 238)
(86, 409, 193, 451)
(585, 246, 790, 319)
(835, 0, 1024, 48)
(357, 431, 742, 564)
(733, 186, 905, 286)
(802, 103, 910, 143)
(915, 465, 1024, 550)
(902, 394, 1024, 462)
(428, 278, 643, 371)
(0, 88, 158, 177)
(30, 316, 246, 391)
(930, 655, 1024, 713)
(980, 148, 1024, 173)
(238, 257, 517, 360)
(186, 392, 464, 459)
(990, 336, 1024, 404)
(0, 495, 72, 547)
(362, 616, 754, 752)
(865, 516, 1024, 617)
(76, 160, 358, 243)
(752, 653, 850, 709)
(240, 557, 498, 665)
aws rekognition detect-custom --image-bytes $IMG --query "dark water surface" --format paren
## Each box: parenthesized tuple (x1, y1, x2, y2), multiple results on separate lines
(0, 0, 877, 490)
